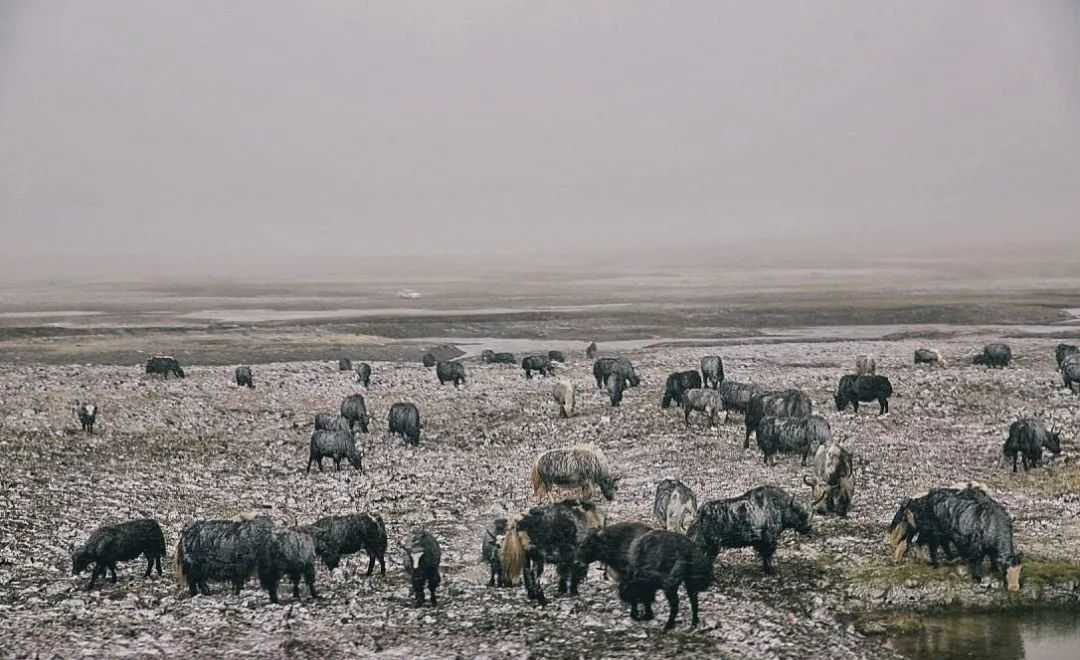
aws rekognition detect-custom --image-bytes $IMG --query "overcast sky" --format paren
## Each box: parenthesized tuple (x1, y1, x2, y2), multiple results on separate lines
(1, 1, 1078, 268)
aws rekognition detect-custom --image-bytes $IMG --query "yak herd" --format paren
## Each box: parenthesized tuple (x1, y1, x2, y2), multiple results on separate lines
(67, 341, 1077, 631)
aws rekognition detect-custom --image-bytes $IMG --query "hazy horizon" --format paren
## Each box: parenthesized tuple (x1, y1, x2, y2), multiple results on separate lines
(2, 1, 1079, 277)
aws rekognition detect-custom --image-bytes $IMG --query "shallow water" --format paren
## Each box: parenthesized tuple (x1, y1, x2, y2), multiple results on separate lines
(888, 609, 1080, 660)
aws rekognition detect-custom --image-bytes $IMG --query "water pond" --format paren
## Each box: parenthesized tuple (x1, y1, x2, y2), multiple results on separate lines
(888, 608, 1080, 660)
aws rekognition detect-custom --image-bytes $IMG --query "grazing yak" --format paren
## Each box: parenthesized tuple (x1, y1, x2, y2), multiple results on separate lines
(834, 374, 893, 415)
(689, 486, 811, 575)
(973, 343, 1012, 368)
(146, 355, 184, 378)
(436, 360, 466, 387)
(653, 479, 698, 534)
(855, 355, 876, 376)
(755, 414, 832, 466)
(501, 499, 605, 605)
(744, 389, 813, 448)
(307, 429, 363, 473)
(338, 358, 353, 371)
(1003, 418, 1062, 472)
(661, 370, 703, 409)
(303, 513, 387, 575)
(258, 527, 319, 604)
(1056, 344, 1078, 370)
(914, 348, 945, 367)
(887, 485, 1021, 591)
(355, 362, 372, 387)
(552, 380, 576, 418)
(593, 357, 639, 389)
(548, 350, 566, 363)
(719, 380, 760, 422)
(76, 401, 98, 433)
(577, 521, 651, 583)
(422, 353, 437, 368)
(73, 519, 167, 590)
(314, 413, 351, 433)
(531, 444, 619, 502)
(175, 516, 273, 597)
(235, 366, 254, 388)
(388, 402, 422, 446)
(607, 374, 627, 407)
(804, 442, 855, 516)
(490, 352, 516, 364)
(618, 530, 714, 630)
(700, 355, 724, 389)
(682, 388, 723, 427)
(340, 394, 370, 433)
(522, 355, 555, 379)
(1061, 354, 1080, 393)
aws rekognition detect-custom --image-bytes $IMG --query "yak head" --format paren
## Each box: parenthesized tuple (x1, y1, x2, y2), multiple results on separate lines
(686, 519, 719, 561)
(1044, 429, 1063, 456)
(886, 499, 916, 562)
(834, 392, 850, 411)
(1006, 554, 1023, 592)
(575, 529, 606, 566)
(598, 474, 621, 501)
(347, 445, 364, 472)
(783, 495, 812, 536)
(71, 546, 91, 575)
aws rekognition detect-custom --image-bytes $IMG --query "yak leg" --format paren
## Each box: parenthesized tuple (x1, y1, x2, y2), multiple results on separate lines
(880, 398, 888, 414)
(366, 552, 377, 576)
(1012, 453, 1018, 473)
(109, 563, 118, 583)
(663, 588, 680, 631)
(756, 541, 777, 575)
(629, 599, 641, 621)
(688, 589, 700, 628)
(928, 542, 940, 567)
(144, 554, 154, 577)
(569, 562, 587, 595)
(852, 401, 860, 413)
(87, 564, 102, 590)
(412, 574, 426, 606)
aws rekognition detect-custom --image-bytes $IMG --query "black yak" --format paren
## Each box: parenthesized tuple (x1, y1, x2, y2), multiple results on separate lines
(548, 350, 566, 363)
(436, 360, 466, 387)
(834, 374, 893, 415)
(661, 371, 702, 409)
(618, 530, 714, 630)
(340, 393, 370, 433)
(355, 362, 372, 387)
(235, 366, 254, 388)
(855, 354, 876, 376)
(314, 413, 351, 433)
(422, 353, 437, 368)
(1062, 354, 1080, 393)
(887, 486, 1021, 591)
(531, 444, 619, 501)
(146, 355, 184, 378)
(700, 355, 724, 389)
(593, 357, 639, 389)
(75, 401, 98, 433)
(914, 348, 945, 366)
(1056, 344, 1078, 370)
(388, 402, 422, 446)
(607, 373, 626, 407)
(401, 529, 442, 606)
(804, 442, 855, 517)
(682, 388, 723, 427)
(338, 358, 353, 371)
(653, 479, 698, 534)
(719, 380, 760, 422)
(522, 355, 555, 379)
(481, 517, 509, 587)
(1003, 418, 1062, 472)
(688, 486, 811, 575)
(744, 389, 813, 447)
(501, 499, 605, 605)
(303, 513, 387, 575)
(552, 380, 576, 418)
(307, 429, 363, 473)
(576, 521, 652, 583)
(491, 351, 516, 364)
(755, 414, 832, 466)
(175, 516, 273, 596)
(72, 519, 167, 590)
(481, 349, 496, 363)
(258, 528, 319, 604)
(973, 343, 1012, 368)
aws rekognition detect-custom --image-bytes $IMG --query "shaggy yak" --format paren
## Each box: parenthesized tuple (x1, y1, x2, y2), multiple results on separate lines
(653, 479, 698, 534)
(501, 499, 605, 605)
(388, 402, 422, 446)
(744, 389, 813, 448)
(146, 355, 184, 378)
(1062, 354, 1080, 394)
(421, 353, 437, 368)
(481, 517, 509, 587)
(618, 530, 714, 630)
(688, 486, 811, 575)
(235, 366, 254, 388)
(258, 527, 319, 604)
(340, 393, 370, 433)
(576, 521, 652, 583)
(586, 342, 599, 359)
(531, 444, 619, 501)
(355, 362, 372, 387)
(72, 519, 167, 590)
(699, 355, 724, 389)
(661, 371, 703, 409)
(887, 485, 1022, 591)
(436, 360, 466, 387)
(552, 380, 576, 418)
(855, 354, 876, 376)
(1002, 418, 1062, 472)
(175, 516, 273, 597)
(401, 529, 442, 606)
(76, 401, 98, 433)
(303, 513, 387, 575)
(803, 442, 855, 517)
(719, 380, 760, 423)
(834, 374, 893, 415)
(1056, 343, 1078, 370)
(314, 413, 351, 433)
(338, 358, 352, 371)
(307, 429, 363, 473)
(593, 357, 640, 389)
(682, 388, 723, 427)
(914, 348, 945, 367)
(522, 355, 555, 379)
(973, 343, 1012, 368)
(755, 414, 832, 466)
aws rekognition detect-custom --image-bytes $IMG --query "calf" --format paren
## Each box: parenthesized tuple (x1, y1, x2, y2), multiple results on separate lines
(76, 401, 98, 433)
(73, 519, 167, 590)
(619, 530, 713, 630)
(401, 529, 442, 606)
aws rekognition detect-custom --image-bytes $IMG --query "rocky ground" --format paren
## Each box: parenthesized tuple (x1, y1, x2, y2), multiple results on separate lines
(1, 335, 1079, 659)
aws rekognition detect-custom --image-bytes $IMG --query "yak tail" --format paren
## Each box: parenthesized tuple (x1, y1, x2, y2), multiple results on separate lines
(530, 460, 546, 501)
(501, 523, 528, 583)
(173, 540, 186, 589)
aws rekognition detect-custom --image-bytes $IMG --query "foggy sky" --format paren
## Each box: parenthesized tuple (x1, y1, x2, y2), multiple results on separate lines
(1, 1, 1078, 270)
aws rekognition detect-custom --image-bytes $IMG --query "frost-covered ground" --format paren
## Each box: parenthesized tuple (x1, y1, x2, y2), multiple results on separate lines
(1, 336, 1079, 659)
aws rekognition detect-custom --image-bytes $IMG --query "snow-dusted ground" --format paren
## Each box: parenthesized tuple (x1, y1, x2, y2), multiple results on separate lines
(1, 335, 1078, 659)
